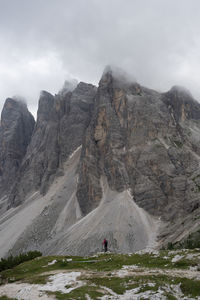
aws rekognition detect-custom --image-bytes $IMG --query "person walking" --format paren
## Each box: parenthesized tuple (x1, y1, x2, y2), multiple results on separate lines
(102, 238, 108, 252)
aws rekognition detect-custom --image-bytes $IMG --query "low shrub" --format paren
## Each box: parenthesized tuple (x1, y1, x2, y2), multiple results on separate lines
(0, 251, 42, 272)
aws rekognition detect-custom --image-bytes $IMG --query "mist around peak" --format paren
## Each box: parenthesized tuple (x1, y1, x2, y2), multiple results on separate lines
(59, 79, 78, 96)
(12, 95, 28, 107)
(102, 65, 137, 85)
(3, 96, 29, 113)
(170, 85, 193, 98)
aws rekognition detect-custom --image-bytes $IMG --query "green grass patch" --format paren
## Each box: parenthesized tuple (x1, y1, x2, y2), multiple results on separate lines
(174, 258, 197, 268)
(48, 286, 104, 300)
(137, 283, 158, 293)
(25, 274, 49, 284)
(89, 274, 200, 298)
(0, 255, 62, 284)
(89, 276, 139, 294)
(180, 278, 200, 298)
(78, 252, 174, 271)
(139, 275, 200, 298)
(1, 251, 198, 285)
(165, 293, 177, 300)
(146, 275, 200, 298)
(0, 297, 17, 300)
(0, 250, 200, 300)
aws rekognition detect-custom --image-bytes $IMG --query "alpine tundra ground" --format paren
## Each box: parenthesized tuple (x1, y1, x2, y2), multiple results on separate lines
(0, 249, 200, 300)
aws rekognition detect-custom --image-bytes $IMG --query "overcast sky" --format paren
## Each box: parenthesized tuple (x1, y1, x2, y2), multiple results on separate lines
(0, 0, 200, 117)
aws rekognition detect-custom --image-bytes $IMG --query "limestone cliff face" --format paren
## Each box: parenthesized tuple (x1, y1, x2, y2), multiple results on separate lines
(1, 69, 200, 256)
(0, 99, 35, 205)
(77, 68, 200, 227)
(8, 82, 96, 207)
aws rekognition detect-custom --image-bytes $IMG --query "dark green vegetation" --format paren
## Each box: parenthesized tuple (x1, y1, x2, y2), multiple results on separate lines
(167, 229, 200, 249)
(0, 251, 42, 272)
(164, 294, 177, 300)
(0, 255, 60, 284)
(173, 140, 183, 148)
(0, 297, 17, 300)
(0, 250, 200, 299)
(179, 230, 200, 249)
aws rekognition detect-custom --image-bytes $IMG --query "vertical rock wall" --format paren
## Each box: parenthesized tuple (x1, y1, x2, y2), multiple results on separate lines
(0, 98, 35, 203)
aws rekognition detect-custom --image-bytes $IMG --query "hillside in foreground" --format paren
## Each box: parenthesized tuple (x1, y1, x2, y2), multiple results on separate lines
(0, 249, 200, 299)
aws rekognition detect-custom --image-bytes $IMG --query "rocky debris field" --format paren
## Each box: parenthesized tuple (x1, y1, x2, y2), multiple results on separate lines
(0, 249, 200, 299)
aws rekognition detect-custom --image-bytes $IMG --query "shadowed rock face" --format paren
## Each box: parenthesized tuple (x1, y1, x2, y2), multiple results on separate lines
(8, 82, 97, 207)
(0, 98, 35, 200)
(77, 68, 200, 224)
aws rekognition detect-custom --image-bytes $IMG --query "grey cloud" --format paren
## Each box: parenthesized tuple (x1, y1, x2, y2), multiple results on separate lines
(0, 0, 200, 116)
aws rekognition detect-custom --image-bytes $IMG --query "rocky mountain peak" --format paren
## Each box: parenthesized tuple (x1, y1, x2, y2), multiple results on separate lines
(100, 65, 140, 95)
(0, 98, 35, 208)
(4, 96, 26, 108)
(37, 91, 55, 122)
(0, 97, 35, 141)
(71, 82, 97, 104)
(6, 81, 97, 208)
(1, 97, 29, 124)
(163, 85, 200, 122)
(170, 85, 193, 99)
(59, 79, 78, 96)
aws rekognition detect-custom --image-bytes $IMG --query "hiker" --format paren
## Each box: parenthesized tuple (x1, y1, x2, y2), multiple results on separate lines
(102, 238, 108, 252)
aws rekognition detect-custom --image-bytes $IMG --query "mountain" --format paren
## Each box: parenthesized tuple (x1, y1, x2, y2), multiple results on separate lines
(0, 68, 200, 257)
(0, 98, 35, 214)
(8, 82, 96, 207)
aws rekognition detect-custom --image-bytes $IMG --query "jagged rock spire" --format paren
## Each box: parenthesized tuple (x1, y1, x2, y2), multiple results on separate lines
(0, 98, 35, 203)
